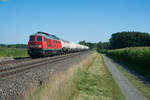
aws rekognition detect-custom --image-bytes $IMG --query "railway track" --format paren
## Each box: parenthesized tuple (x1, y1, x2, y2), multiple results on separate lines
(0, 52, 86, 78)
(0, 54, 74, 71)
(0, 57, 32, 66)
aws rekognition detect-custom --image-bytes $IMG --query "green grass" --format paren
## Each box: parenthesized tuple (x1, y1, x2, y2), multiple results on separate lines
(0, 47, 28, 58)
(69, 54, 125, 100)
(105, 47, 150, 79)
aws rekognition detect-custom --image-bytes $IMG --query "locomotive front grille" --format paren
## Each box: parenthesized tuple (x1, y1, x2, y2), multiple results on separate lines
(28, 48, 43, 55)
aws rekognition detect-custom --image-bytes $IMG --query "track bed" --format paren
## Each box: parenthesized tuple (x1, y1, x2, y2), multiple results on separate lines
(0, 51, 90, 100)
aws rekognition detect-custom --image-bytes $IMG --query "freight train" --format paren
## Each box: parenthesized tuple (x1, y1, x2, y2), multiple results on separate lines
(28, 32, 89, 57)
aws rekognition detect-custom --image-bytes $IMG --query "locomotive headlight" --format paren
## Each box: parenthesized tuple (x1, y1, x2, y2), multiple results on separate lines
(37, 45, 42, 48)
(39, 45, 42, 48)
(30, 44, 42, 48)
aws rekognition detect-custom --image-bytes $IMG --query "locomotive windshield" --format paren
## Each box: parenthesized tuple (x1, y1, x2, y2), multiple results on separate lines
(30, 36, 35, 41)
(37, 36, 42, 41)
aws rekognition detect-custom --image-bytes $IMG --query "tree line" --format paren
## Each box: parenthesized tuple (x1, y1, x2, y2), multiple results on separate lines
(0, 44, 28, 48)
(79, 40, 97, 49)
(97, 31, 150, 52)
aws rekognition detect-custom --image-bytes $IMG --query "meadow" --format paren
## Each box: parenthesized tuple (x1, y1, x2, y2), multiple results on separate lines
(0, 48, 28, 58)
(105, 47, 150, 79)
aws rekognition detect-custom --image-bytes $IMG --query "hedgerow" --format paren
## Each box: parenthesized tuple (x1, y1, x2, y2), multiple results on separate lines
(106, 47, 150, 79)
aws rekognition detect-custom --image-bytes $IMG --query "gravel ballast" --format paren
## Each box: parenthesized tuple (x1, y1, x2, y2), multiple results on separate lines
(0, 57, 14, 63)
(0, 51, 90, 100)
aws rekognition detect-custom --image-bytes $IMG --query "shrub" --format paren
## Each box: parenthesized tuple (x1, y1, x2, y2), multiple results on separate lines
(106, 47, 150, 79)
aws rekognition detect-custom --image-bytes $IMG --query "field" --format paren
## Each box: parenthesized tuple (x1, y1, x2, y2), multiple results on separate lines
(105, 47, 150, 79)
(0, 48, 28, 58)
(23, 53, 125, 100)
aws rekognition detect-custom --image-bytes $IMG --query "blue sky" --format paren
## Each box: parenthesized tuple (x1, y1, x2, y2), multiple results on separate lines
(0, 0, 150, 44)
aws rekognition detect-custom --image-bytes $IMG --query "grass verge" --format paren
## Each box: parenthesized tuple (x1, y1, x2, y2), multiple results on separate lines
(23, 52, 125, 100)
(0, 48, 28, 58)
(115, 63, 150, 100)
(69, 54, 125, 100)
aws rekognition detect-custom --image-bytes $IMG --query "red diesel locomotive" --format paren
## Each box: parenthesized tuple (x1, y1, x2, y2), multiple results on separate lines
(28, 32, 89, 57)
(28, 32, 62, 57)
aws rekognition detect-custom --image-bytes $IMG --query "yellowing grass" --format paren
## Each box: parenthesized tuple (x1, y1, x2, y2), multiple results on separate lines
(70, 54, 125, 100)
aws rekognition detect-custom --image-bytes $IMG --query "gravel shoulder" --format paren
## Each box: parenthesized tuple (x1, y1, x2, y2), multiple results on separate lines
(0, 57, 14, 63)
(102, 55, 148, 100)
(0, 51, 90, 100)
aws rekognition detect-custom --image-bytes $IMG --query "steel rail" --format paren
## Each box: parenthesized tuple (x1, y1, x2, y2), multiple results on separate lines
(0, 52, 86, 78)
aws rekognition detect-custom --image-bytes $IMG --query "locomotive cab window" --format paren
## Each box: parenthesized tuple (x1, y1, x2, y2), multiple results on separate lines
(37, 37, 42, 41)
(30, 36, 35, 41)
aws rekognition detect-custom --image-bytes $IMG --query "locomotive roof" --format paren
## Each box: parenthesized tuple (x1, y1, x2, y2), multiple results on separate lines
(31, 32, 72, 43)
(32, 32, 61, 40)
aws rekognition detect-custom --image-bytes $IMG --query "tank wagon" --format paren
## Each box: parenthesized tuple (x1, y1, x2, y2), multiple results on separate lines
(28, 32, 89, 57)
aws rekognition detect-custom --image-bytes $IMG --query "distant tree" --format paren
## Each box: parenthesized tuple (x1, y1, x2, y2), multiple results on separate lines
(79, 41, 97, 49)
(0, 44, 6, 48)
(0, 44, 28, 48)
(97, 42, 111, 52)
(109, 31, 150, 49)
(79, 40, 87, 46)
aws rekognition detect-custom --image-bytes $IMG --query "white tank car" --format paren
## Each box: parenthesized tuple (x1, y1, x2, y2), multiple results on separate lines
(78, 45, 81, 50)
(61, 39, 89, 53)
(84, 46, 87, 50)
(86, 46, 89, 50)
(78, 44, 82, 51)
(81, 45, 85, 50)
(75, 44, 80, 51)
(61, 40, 71, 52)
(70, 42, 77, 52)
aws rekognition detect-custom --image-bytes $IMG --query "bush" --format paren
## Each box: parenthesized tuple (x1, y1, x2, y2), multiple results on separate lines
(105, 47, 150, 79)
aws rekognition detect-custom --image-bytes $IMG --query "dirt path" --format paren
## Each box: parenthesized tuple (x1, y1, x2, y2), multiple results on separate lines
(102, 55, 148, 100)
